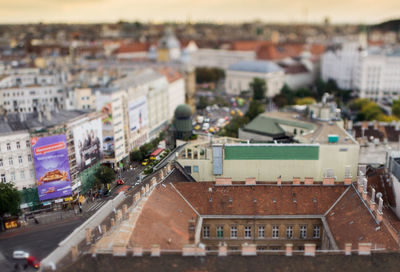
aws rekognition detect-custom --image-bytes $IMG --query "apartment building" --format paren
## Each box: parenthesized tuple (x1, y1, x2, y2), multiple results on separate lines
(0, 69, 67, 112)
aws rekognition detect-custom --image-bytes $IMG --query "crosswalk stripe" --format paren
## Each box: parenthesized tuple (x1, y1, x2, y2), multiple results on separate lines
(87, 200, 107, 212)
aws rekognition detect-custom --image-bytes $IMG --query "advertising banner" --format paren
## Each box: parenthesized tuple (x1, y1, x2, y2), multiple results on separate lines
(31, 135, 72, 201)
(128, 96, 148, 134)
(73, 118, 103, 171)
(101, 103, 114, 159)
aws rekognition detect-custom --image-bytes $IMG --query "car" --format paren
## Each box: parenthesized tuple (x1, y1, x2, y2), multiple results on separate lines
(116, 179, 125, 185)
(13, 250, 29, 259)
(194, 125, 201, 130)
(27, 255, 40, 269)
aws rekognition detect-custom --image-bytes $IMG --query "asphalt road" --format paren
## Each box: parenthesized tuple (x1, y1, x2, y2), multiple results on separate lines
(0, 216, 86, 272)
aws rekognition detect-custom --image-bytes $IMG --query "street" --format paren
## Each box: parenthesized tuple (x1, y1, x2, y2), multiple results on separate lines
(0, 216, 86, 271)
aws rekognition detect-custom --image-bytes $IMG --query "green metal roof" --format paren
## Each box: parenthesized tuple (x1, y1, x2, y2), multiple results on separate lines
(243, 115, 315, 136)
(224, 144, 319, 160)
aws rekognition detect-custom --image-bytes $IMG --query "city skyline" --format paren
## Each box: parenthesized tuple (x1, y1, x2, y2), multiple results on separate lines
(0, 0, 399, 24)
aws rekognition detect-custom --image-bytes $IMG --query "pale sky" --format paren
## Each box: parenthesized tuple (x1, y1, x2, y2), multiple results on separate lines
(0, 0, 399, 24)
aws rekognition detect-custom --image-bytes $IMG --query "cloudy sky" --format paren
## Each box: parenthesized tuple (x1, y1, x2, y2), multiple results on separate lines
(0, 0, 399, 24)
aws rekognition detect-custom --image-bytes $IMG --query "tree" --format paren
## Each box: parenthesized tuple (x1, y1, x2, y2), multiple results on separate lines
(250, 78, 267, 100)
(195, 67, 225, 83)
(130, 149, 143, 162)
(196, 96, 209, 110)
(393, 98, 400, 118)
(245, 100, 265, 121)
(0, 182, 20, 229)
(94, 166, 116, 187)
(296, 97, 316, 105)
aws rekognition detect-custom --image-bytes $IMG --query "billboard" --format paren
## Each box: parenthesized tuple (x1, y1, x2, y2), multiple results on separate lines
(31, 135, 72, 201)
(73, 118, 103, 171)
(128, 96, 148, 134)
(101, 103, 114, 159)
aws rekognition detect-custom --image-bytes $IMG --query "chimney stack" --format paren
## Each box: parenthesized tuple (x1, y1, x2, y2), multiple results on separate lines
(362, 178, 368, 200)
(376, 197, 384, 223)
(188, 219, 195, 243)
(370, 188, 376, 211)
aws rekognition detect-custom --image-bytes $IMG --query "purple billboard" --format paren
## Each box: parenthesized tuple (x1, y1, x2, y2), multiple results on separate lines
(31, 135, 72, 201)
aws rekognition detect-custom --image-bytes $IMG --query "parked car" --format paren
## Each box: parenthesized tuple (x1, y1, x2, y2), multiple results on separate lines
(141, 159, 149, 166)
(27, 256, 40, 269)
(13, 250, 29, 259)
(116, 179, 125, 185)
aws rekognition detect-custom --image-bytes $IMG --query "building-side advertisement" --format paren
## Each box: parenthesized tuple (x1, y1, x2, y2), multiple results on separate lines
(31, 135, 72, 201)
(73, 118, 103, 171)
(101, 103, 114, 159)
(128, 96, 148, 134)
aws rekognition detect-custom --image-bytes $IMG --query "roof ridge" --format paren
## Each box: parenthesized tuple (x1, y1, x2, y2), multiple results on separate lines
(170, 183, 200, 217)
(324, 186, 351, 216)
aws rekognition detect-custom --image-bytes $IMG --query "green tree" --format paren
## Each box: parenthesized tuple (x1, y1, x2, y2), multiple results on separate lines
(296, 97, 316, 105)
(195, 67, 225, 83)
(245, 100, 265, 121)
(250, 78, 267, 100)
(0, 182, 20, 229)
(393, 98, 400, 118)
(196, 96, 209, 110)
(130, 149, 143, 162)
(94, 166, 116, 187)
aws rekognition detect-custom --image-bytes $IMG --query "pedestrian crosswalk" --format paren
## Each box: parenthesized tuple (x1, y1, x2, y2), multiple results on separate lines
(86, 200, 107, 212)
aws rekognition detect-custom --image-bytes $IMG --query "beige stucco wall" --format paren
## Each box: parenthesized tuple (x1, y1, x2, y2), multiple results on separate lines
(178, 143, 359, 182)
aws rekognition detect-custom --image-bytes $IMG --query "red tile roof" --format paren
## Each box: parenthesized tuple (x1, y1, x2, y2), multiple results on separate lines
(257, 43, 325, 60)
(157, 67, 183, 83)
(130, 183, 197, 250)
(173, 183, 346, 215)
(116, 42, 150, 54)
(325, 187, 398, 250)
(230, 41, 272, 51)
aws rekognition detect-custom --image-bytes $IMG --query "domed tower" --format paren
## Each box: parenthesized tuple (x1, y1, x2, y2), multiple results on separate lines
(172, 104, 193, 140)
(157, 27, 181, 62)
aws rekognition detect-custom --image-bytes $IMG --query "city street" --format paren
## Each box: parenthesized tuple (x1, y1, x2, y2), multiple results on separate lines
(0, 216, 86, 271)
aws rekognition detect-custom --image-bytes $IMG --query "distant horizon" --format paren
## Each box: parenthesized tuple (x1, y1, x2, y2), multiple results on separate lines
(0, 0, 399, 25)
(0, 17, 398, 26)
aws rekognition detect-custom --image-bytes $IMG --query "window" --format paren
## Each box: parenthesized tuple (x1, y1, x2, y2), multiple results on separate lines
(258, 226, 265, 238)
(300, 225, 307, 239)
(16, 141, 20, 149)
(20, 171, 25, 179)
(26, 140, 30, 148)
(7, 143, 11, 151)
(1, 174, 6, 182)
(10, 172, 16, 181)
(193, 165, 199, 173)
(313, 226, 320, 238)
(184, 166, 191, 174)
(286, 226, 293, 239)
(203, 226, 210, 238)
(244, 226, 252, 239)
(8, 157, 13, 166)
(230, 226, 238, 238)
(30, 169, 34, 178)
(217, 226, 224, 238)
(0, 159, 2, 167)
(18, 156, 22, 164)
(272, 225, 279, 238)
(28, 154, 32, 162)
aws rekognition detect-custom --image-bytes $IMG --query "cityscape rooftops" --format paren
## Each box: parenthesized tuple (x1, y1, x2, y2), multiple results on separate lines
(0, 109, 89, 134)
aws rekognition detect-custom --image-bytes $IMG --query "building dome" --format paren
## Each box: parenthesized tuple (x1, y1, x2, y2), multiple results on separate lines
(174, 104, 192, 119)
(158, 28, 180, 49)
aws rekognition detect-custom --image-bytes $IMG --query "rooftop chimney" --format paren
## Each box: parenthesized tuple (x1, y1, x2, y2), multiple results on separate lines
(215, 177, 232, 186)
(370, 188, 376, 211)
(376, 197, 384, 223)
(245, 177, 256, 185)
(362, 178, 368, 200)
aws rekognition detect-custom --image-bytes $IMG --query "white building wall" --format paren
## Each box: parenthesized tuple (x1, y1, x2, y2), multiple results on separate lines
(226, 70, 285, 97)
(167, 78, 185, 119)
(0, 132, 35, 190)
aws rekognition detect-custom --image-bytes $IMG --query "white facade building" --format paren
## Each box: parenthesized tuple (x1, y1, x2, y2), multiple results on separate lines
(354, 53, 400, 102)
(0, 71, 67, 113)
(226, 60, 285, 97)
(0, 131, 35, 190)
